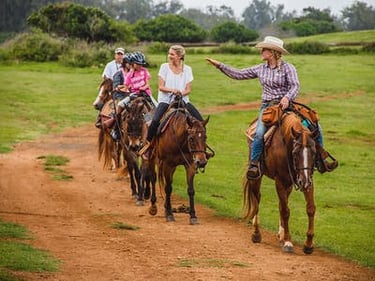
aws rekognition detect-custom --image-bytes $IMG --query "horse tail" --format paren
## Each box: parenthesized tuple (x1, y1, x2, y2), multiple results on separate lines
(242, 176, 260, 220)
(98, 128, 114, 170)
(98, 129, 105, 162)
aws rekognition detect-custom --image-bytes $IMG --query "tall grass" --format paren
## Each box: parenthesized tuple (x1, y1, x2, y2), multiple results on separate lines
(0, 52, 374, 268)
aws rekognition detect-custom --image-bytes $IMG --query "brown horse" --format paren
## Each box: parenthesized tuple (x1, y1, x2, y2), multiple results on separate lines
(96, 78, 126, 174)
(121, 97, 151, 205)
(148, 102, 214, 224)
(243, 112, 316, 254)
(93, 78, 113, 110)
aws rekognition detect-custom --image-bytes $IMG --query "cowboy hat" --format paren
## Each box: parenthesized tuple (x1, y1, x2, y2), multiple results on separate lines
(255, 36, 289, 55)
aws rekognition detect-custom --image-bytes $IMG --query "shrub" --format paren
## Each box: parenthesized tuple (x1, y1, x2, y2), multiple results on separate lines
(10, 31, 65, 62)
(286, 41, 329, 54)
(211, 42, 257, 54)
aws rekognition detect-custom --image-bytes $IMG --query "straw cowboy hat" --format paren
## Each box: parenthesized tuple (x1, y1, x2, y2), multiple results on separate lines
(255, 36, 289, 55)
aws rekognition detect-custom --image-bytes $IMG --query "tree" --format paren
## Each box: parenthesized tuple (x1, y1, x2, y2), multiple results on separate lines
(151, 0, 184, 18)
(242, 0, 274, 30)
(119, 0, 152, 23)
(210, 21, 258, 43)
(341, 1, 375, 31)
(27, 3, 135, 43)
(180, 5, 236, 30)
(279, 6, 341, 36)
(133, 14, 206, 42)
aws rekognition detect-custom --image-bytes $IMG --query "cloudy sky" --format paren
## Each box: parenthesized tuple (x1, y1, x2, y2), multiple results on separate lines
(178, 0, 375, 17)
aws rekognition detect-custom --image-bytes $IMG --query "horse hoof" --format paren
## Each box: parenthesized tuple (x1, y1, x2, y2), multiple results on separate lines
(303, 245, 314, 255)
(282, 241, 294, 253)
(132, 194, 138, 200)
(166, 215, 175, 222)
(148, 205, 157, 216)
(251, 232, 261, 243)
(136, 200, 144, 206)
(189, 217, 199, 225)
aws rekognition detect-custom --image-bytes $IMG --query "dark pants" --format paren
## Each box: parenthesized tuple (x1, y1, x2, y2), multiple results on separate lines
(146, 102, 203, 142)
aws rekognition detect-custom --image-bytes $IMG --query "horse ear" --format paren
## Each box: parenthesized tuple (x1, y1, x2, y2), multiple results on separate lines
(203, 115, 210, 126)
(186, 115, 194, 127)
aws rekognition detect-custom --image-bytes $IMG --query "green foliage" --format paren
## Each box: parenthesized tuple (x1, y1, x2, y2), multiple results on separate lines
(133, 14, 206, 43)
(286, 41, 330, 54)
(210, 21, 258, 43)
(26, 2, 135, 43)
(9, 31, 65, 62)
(280, 19, 340, 37)
(147, 41, 170, 54)
(342, 1, 375, 31)
(210, 42, 257, 54)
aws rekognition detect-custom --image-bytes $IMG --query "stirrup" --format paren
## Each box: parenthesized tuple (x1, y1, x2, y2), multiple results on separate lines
(246, 162, 260, 180)
(138, 141, 150, 156)
(317, 152, 338, 173)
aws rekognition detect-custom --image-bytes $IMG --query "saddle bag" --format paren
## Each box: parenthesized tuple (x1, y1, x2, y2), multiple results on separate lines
(292, 102, 319, 123)
(261, 105, 283, 126)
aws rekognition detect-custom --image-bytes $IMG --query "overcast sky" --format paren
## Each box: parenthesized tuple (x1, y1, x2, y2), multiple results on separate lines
(178, 0, 375, 18)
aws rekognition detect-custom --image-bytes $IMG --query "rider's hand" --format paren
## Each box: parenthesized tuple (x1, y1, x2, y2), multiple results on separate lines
(206, 58, 221, 68)
(280, 97, 289, 110)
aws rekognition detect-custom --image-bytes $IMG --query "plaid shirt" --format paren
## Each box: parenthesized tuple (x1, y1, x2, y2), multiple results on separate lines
(218, 61, 300, 102)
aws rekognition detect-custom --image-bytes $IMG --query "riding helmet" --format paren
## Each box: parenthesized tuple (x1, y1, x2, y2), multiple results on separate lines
(132, 51, 147, 66)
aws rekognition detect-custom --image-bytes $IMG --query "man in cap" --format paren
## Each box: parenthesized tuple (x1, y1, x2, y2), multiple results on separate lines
(102, 47, 125, 79)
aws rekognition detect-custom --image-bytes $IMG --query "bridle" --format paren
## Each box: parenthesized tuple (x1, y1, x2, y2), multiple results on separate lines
(291, 132, 316, 191)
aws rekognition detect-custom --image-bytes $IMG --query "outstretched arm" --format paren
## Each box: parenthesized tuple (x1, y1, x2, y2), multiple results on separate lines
(206, 57, 221, 68)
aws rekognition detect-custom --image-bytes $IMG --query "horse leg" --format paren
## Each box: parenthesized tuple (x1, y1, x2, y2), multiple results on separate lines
(135, 164, 144, 206)
(186, 167, 198, 225)
(303, 184, 315, 254)
(164, 166, 175, 222)
(251, 179, 262, 242)
(148, 161, 157, 216)
(275, 179, 294, 253)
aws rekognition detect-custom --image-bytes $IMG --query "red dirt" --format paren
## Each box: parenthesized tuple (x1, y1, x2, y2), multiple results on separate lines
(0, 100, 374, 280)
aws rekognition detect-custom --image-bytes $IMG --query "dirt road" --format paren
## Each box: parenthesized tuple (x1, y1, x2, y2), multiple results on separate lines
(0, 117, 374, 280)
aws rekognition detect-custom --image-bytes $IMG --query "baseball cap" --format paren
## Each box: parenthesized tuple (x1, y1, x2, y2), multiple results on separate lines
(115, 47, 125, 55)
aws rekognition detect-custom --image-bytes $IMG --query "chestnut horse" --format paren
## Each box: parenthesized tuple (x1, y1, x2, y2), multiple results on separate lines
(96, 79, 128, 177)
(148, 100, 214, 224)
(243, 112, 316, 254)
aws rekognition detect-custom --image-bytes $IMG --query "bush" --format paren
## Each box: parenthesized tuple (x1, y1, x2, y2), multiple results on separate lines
(211, 42, 257, 54)
(286, 41, 329, 54)
(10, 31, 65, 62)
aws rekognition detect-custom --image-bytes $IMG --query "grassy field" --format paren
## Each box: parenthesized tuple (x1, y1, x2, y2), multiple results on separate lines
(0, 49, 374, 271)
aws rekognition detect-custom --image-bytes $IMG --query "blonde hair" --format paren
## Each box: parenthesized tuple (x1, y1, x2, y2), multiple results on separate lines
(271, 49, 282, 71)
(170, 44, 185, 61)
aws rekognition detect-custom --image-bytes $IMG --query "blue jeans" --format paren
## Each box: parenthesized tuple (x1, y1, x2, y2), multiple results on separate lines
(251, 103, 269, 162)
(251, 104, 325, 162)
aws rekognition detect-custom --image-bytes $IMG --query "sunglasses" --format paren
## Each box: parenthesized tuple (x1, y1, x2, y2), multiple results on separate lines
(116, 53, 124, 55)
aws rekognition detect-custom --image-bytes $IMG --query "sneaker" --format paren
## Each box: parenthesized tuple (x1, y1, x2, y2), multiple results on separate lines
(95, 120, 102, 129)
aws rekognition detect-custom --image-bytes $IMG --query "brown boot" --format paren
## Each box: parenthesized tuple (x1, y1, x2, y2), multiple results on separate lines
(247, 161, 260, 179)
(316, 148, 338, 173)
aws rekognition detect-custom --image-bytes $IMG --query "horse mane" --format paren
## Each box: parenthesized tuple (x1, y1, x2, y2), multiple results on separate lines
(280, 113, 306, 144)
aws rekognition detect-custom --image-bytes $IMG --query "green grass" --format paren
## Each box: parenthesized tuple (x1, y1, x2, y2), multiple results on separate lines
(0, 219, 59, 279)
(0, 47, 374, 269)
(283, 29, 375, 44)
(37, 155, 73, 181)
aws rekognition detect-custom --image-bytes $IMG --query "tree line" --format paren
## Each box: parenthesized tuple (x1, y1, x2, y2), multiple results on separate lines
(1, 0, 374, 44)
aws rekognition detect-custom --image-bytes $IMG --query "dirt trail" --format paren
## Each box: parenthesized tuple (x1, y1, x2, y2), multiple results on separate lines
(0, 102, 374, 280)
